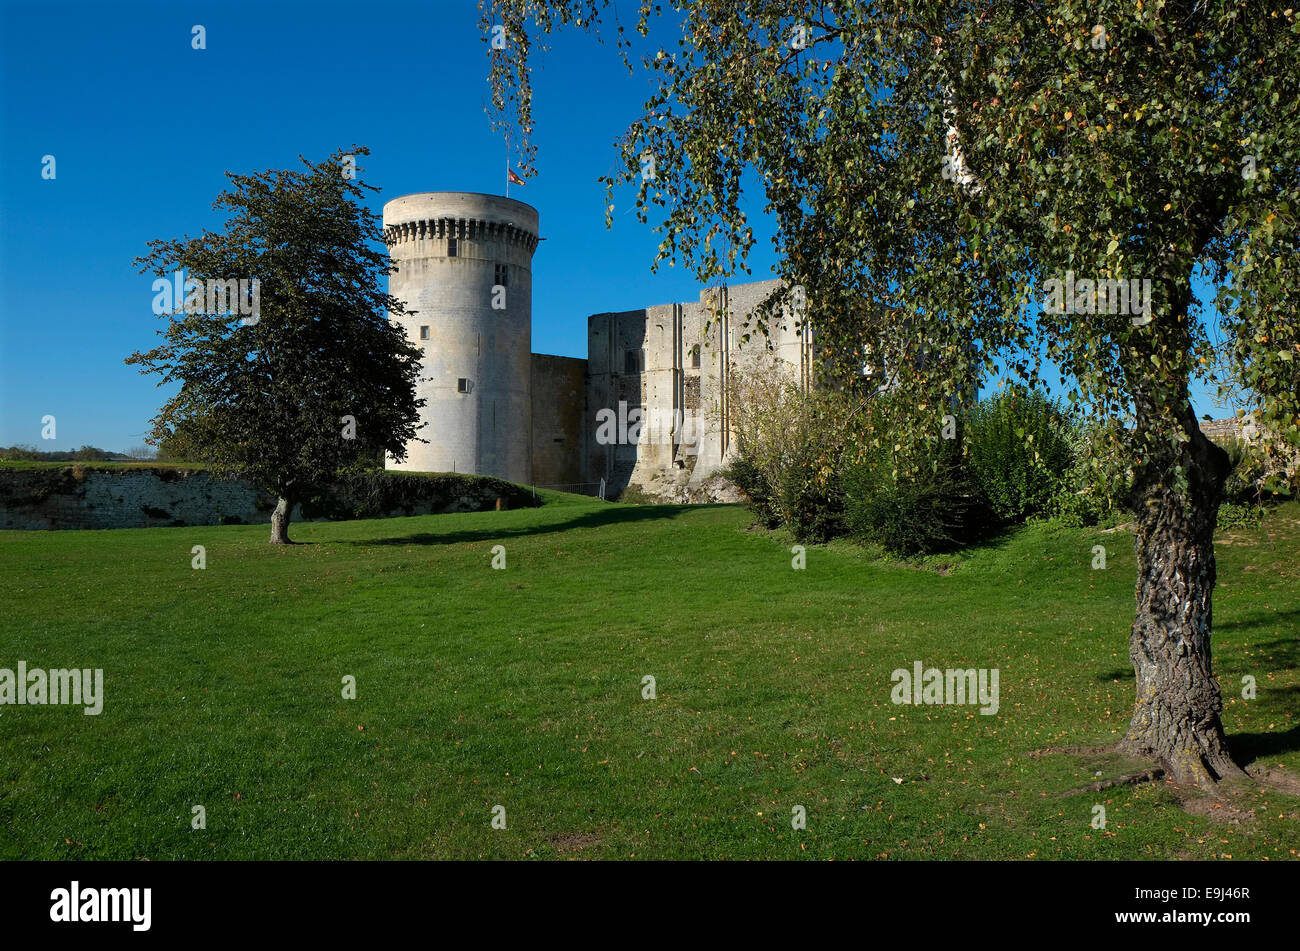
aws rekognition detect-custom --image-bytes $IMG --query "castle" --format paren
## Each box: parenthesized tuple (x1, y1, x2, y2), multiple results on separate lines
(381, 191, 813, 499)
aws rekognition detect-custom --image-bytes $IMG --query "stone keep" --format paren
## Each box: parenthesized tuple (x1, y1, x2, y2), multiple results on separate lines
(379, 190, 811, 500)
(382, 192, 540, 482)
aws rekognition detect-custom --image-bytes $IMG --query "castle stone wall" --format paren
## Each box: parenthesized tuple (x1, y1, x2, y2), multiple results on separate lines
(0, 467, 535, 531)
(584, 279, 812, 500)
(530, 353, 586, 489)
(0, 468, 275, 530)
(377, 193, 809, 501)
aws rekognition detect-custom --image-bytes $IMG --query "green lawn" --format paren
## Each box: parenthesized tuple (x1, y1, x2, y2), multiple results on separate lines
(1, 493, 1297, 860)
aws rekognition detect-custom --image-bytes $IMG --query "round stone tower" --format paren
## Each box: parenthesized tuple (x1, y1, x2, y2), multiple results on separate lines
(382, 192, 540, 483)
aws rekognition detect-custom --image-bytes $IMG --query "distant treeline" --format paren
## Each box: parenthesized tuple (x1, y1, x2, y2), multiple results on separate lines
(0, 445, 153, 463)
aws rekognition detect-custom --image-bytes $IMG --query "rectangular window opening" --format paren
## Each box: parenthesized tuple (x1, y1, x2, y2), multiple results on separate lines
(419, 325, 430, 340)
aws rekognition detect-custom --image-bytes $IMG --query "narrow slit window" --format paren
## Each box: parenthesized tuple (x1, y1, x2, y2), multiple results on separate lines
(419, 325, 430, 340)
(448, 236, 458, 257)
(494, 263, 508, 287)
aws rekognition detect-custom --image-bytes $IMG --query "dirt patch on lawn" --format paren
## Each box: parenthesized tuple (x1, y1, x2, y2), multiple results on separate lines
(1175, 793, 1256, 824)
(1246, 763, 1300, 796)
(551, 832, 601, 854)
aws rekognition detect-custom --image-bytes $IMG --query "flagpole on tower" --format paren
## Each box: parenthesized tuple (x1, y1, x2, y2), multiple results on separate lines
(504, 136, 525, 196)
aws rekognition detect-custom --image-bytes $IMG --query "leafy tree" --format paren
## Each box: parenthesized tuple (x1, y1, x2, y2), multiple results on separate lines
(966, 385, 1075, 522)
(486, 1, 1300, 786)
(153, 411, 219, 463)
(128, 147, 424, 543)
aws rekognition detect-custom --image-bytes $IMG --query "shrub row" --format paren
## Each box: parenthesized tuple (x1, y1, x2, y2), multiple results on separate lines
(299, 466, 538, 519)
(725, 384, 1289, 555)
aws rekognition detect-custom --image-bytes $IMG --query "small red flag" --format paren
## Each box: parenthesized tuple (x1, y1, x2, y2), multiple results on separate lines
(507, 167, 525, 186)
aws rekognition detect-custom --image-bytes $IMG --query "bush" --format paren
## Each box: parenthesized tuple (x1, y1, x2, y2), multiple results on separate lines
(774, 434, 844, 543)
(724, 401, 846, 541)
(1048, 421, 1134, 527)
(1222, 437, 1270, 505)
(299, 466, 537, 519)
(722, 354, 828, 531)
(1217, 500, 1264, 529)
(1218, 435, 1294, 524)
(722, 356, 859, 538)
(966, 386, 1075, 523)
(720, 453, 781, 528)
(843, 439, 990, 555)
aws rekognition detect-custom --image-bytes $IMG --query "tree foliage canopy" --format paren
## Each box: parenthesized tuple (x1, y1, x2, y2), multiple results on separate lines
(127, 147, 423, 526)
(485, 0, 1300, 786)
(487, 0, 1299, 457)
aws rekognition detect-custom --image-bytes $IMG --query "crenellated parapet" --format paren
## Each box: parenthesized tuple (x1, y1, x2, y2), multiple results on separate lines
(383, 217, 539, 252)
(382, 191, 540, 256)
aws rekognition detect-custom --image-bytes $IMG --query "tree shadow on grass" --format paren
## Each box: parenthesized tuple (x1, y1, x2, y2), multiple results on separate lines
(1214, 608, 1300, 636)
(899, 524, 1023, 563)
(1224, 628, 1300, 766)
(1095, 669, 1134, 682)
(1216, 632, 1300, 696)
(1230, 723, 1300, 766)
(349, 503, 696, 548)
(957, 526, 1022, 555)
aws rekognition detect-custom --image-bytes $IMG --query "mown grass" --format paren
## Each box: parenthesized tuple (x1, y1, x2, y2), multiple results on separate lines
(0, 494, 1297, 860)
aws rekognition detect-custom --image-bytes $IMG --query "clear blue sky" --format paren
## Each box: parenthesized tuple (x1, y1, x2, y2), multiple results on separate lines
(0, 0, 1225, 453)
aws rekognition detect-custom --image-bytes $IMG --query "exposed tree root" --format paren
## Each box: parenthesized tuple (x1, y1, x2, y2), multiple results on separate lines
(1118, 732, 1247, 789)
(1026, 744, 1112, 759)
(1060, 767, 1166, 798)
(1034, 739, 1300, 823)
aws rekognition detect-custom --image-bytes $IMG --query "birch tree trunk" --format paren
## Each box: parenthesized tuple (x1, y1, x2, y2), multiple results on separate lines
(1118, 394, 1244, 786)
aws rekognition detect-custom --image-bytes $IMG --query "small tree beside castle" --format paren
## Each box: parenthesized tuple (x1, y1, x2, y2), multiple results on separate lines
(127, 147, 425, 544)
